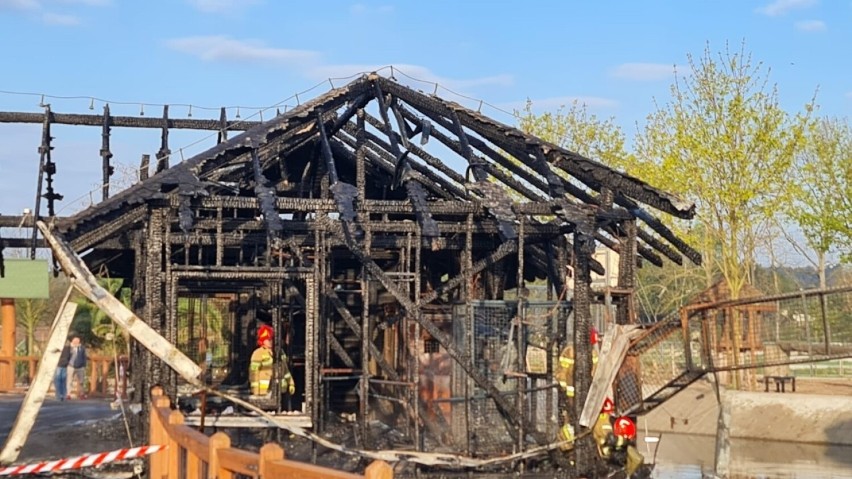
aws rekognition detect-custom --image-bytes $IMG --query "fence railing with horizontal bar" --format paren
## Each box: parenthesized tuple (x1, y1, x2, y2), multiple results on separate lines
(148, 387, 393, 479)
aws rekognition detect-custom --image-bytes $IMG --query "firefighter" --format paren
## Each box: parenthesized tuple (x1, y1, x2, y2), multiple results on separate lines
(555, 328, 601, 400)
(593, 397, 616, 457)
(612, 416, 645, 477)
(249, 324, 275, 395)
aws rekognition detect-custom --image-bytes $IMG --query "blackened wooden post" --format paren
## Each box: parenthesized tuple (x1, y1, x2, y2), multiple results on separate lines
(573, 220, 597, 477)
(356, 109, 366, 201)
(616, 219, 637, 325)
(100, 104, 113, 200)
(516, 216, 526, 464)
(359, 223, 371, 447)
(156, 105, 170, 172)
(139, 154, 150, 181)
(31, 107, 51, 258)
(218, 107, 228, 144)
(463, 212, 474, 455)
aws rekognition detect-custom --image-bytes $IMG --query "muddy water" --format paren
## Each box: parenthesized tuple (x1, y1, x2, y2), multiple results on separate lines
(646, 433, 852, 478)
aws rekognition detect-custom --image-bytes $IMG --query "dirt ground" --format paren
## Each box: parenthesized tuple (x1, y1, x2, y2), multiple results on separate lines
(784, 377, 852, 395)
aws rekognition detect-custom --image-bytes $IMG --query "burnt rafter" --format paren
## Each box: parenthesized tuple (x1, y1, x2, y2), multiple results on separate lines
(316, 110, 359, 225)
(371, 81, 439, 238)
(250, 148, 283, 238)
(61, 75, 372, 238)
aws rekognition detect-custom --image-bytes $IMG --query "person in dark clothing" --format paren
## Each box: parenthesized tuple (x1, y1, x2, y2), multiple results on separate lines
(67, 335, 88, 399)
(55, 341, 71, 401)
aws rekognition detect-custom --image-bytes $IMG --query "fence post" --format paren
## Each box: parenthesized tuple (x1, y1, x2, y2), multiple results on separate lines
(208, 432, 232, 479)
(258, 443, 284, 478)
(365, 460, 394, 479)
(149, 387, 166, 479)
(167, 410, 184, 478)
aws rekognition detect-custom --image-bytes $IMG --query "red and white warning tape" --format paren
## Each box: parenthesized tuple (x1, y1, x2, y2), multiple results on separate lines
(0, 445, 166, 476)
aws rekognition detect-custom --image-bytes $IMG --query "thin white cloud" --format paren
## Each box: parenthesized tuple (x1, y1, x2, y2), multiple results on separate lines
(42, 11, 79, 24)
(794, 19, 826, 31)
(55, 0, 111, 5)
(165, 36, 513, 94)
(610, 63, 674, 81)
(755, 0, 817, 16)
(165, 36, 318, 65)
(186, 0, 261, 14)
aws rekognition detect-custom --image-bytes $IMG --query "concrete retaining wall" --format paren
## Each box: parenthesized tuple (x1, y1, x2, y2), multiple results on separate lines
(640, 378, 852, 445)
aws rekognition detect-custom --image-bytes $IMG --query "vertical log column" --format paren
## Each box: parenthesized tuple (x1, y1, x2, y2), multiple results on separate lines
(463, 213, 474, 455)
(614, 220, 641, 415)
(145, 208, 166, 392)
(0, 299, 15, 390)
(572, 221, 597, 477)
(100, 105, 113, 201)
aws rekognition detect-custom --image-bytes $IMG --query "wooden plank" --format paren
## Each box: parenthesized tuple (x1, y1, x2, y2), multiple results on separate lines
(0, 288, 75, 465)
(217, 447, 260, 477)
(264, 459, 362, 479)
(36, 221, 203, 384)
(579, 324, 643, 427)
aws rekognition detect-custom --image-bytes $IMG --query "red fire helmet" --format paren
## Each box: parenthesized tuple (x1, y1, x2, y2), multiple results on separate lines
(590, 328, 600, 345)
(601, 397, 615, 414)
(257, 324, 274, 346)
(613, 416, 637, 439)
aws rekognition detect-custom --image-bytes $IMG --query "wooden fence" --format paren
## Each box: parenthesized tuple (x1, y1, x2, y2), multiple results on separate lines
(0, 354, 125, 397)
(149, 387, 393, 479)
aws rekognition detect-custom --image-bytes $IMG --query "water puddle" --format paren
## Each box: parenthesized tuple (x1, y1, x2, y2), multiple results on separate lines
(646, 433, 852, 478)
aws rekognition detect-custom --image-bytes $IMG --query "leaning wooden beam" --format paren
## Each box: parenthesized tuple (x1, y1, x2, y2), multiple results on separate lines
(579, 324, 643, 428)
(421, 240, 519, 304)
(250, 148, 284, 238)
(371, 82, 439, 238)
(0, 111, 262, 131)
(36, 221, 203, 384)
(0, 288, 76, 465)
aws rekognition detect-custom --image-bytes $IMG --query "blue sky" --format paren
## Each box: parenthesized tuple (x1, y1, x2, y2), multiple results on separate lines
(0, 0, 849, 227)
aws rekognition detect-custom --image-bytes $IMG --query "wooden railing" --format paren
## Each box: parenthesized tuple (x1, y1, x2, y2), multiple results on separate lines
(0, 354, 126, 397)
(149, 387, 393, 479)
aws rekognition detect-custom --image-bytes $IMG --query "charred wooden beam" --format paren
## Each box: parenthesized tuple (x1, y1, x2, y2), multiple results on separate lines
(156, 106, 171, 173)
(420, 240, 518, 304)
(350, 121, 469, 201)
(316, 111, 359, 225)
(395, 106, 548, 202)
(0, 110, 262, 131)
(371, 81, 439, 238)
(572, 219, 597, 475)
(32, 107, 51, 258)
(217, 107, 228, 144)
(69, 206, 147, 251)
(139, 154, 150, 181)
(64, 76, 372, 232)
(622, 200, 701, 265)
(100, 105, 113, 200)
(251, 148, 283, 238)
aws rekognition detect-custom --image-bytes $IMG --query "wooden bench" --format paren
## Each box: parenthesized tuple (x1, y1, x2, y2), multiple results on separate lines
(764, 375, 796, 393)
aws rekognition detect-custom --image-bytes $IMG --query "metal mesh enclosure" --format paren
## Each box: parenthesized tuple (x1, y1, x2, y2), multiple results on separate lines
(450, 300, 569, 455)
(622, 286, 852, 415)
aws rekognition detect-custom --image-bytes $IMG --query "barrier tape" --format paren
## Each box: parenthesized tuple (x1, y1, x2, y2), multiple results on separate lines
(0, 445, 166, 476)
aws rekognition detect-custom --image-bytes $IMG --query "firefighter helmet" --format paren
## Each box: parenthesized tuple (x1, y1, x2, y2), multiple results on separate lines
(613, 416, 637, 440)
(257, 324, 274, 346)
(601, 397, 615, 414)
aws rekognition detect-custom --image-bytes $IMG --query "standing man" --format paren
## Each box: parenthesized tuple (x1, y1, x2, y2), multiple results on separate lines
(54, 340, 71, 401)
(66, 335, 87, 399)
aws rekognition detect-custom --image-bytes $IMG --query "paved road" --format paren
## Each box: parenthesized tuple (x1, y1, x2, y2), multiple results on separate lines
(0, 395, 129, 463)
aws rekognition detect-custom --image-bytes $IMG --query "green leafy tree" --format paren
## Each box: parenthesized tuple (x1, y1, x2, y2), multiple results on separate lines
(635, 42, 814, 301)
(16, 275, 72, 356)
(785, 117, 852, 286)
(74, 278, 131, 356)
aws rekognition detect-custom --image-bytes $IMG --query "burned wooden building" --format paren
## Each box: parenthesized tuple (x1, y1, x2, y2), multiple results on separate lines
(0, 73, 699, 472)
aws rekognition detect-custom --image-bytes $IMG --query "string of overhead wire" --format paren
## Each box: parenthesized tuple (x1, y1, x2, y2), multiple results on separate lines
(2, 65, 526, 217)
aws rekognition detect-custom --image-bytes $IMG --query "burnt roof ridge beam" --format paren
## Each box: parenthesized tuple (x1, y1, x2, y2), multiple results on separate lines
(372, 81, 439, 238)
(64, 76, 371, 229)
(317, 111, 360, 227)
(616, 195, 701, 265)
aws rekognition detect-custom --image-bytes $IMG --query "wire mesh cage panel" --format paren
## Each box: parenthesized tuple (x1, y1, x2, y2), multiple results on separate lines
(693, 288, 852, 386)
(450, 300, 569, 455)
